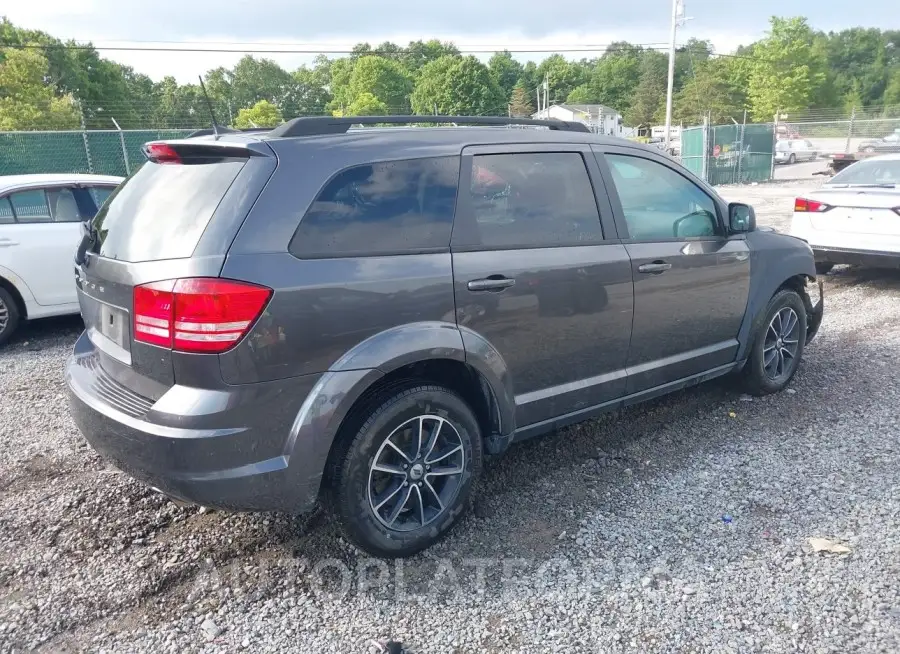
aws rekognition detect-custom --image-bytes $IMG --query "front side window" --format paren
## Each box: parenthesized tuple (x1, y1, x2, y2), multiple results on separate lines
(87, 186, 115, 212)
(2, 187, 85, 223)
(291, 156, 460, 258)
(468, 152, 603, 248)
(606, 154, 718, 240)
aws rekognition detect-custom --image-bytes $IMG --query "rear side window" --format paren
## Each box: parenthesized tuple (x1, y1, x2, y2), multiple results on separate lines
(9, 189, 51, 223)
(290, 156, 459, 258)
(468, 152, 603, 248)
(0, 198, 13, 224)
(92, 160, 244, 262)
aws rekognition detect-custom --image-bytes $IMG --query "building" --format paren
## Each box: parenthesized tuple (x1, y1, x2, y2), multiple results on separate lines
(531, 104, 625, 137)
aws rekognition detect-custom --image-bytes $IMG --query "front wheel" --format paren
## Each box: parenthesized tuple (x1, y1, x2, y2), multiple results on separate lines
(788, 153, 796, 165)
(0, 287, 22, 347)
(330, 384, 483, 558)
(743, 289, 808, 396)
(815, 262, 834, 275)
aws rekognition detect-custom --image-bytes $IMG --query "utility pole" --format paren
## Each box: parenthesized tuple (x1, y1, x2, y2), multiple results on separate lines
(664, 0, 686, 151)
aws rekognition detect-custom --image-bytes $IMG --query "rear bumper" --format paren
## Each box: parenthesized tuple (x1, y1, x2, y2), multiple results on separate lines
(65, 331, 329, 513)
(813, 246, 900, 269)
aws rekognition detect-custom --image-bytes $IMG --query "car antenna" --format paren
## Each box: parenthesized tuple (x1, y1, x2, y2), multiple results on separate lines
(197, 75, 222, 139)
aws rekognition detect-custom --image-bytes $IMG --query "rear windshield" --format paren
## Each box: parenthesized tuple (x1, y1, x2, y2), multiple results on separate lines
(91, 159, 244, 262)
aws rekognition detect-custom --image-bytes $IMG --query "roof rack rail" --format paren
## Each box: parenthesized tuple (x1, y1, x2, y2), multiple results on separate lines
(186, 126, 273, 138)
(267, 115, 590, 139)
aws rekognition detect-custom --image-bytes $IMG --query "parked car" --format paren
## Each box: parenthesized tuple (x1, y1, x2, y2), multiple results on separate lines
(66, 116, 823, 558)
(791, 153, 900, 273)
(858, 131, 900, 154)
(775, 139, 818, 165)
(0, 173, 123, 344)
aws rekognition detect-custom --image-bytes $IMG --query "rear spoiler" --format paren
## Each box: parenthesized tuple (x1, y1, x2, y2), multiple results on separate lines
(141, 139, 272, 163)
(186, 127, 273, 138)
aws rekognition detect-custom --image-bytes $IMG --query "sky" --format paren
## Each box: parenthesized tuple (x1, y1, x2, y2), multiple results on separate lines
(4, 0, 897, 82)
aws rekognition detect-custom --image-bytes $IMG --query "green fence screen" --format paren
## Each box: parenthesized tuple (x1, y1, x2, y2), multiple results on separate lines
(0, 129, 195, 178)
(678, 122, 776, 186)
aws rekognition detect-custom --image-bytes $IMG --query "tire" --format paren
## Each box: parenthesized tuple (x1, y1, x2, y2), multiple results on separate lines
(815, 262, 834, 275)
(330, 384, 483, 558)
(742, 289, 807, 396)
(788, 153, 796, 165)
(0, 287, 22, 347)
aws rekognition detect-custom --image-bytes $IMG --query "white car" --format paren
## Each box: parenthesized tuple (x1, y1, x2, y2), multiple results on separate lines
(0, 173, 124, 344)
(790, 154, 900, 274)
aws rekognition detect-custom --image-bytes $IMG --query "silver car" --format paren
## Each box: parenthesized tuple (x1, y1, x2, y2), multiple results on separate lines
(775, 139, 818, 165)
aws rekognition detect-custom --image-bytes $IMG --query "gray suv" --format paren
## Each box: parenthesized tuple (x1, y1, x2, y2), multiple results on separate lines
(66, 116, 824, 558)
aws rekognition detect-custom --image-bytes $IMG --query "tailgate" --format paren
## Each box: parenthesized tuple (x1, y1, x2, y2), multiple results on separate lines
(76, 138, 276, 391)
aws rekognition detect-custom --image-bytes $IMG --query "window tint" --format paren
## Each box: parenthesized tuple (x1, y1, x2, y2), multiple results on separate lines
(0, 198, 13, 224)
(606, 155, 718, 240)
(48, 188, 83, 222)
(468, 152, 603, 248)
(291, 156, 459, 258)
(88, 186, 114, 210)
(9, 189, 51, 223)
(93, 160, 244, 262)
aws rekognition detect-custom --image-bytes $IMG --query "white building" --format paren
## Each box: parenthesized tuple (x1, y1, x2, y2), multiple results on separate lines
(532, 104, 625, 137)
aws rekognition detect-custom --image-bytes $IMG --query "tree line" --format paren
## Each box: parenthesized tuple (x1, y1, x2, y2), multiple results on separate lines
(2, 16, 899, 132)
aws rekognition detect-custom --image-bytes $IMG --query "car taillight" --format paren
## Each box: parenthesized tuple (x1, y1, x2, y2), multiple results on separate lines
(133, 278, 272, 353)
(142, 142, 181, 164)
(794, 198, 832, 213)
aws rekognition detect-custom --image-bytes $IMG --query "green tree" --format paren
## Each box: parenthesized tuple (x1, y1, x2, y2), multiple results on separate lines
(402, 40, 460, 76)
(346, 56, 413, 113)
(233, 99, 283, 128)
(673, 59, 745, 124)
(411, 55, 504, 116)
(0, 47, 80, 130)
(884, 69, 900, 107)
(488, 50, 524, 99)
(536, 54, 589, 105)
(346, 92, 389, 116)
(509, 83, 534, 117)
(624, 51, 667, 126)
(747, 17, 827, 121)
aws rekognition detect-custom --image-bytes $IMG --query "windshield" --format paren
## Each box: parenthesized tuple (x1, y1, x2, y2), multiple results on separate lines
(827, 159, 900, 186)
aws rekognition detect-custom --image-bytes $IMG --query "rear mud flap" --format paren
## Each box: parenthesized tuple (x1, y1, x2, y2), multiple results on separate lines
(803, 278, 824, 345)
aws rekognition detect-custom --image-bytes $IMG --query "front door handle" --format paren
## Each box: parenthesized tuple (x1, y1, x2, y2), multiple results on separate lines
(638, 261, 672, 274)
(467, 276, 516, 292)
(0, 238, 19, 248)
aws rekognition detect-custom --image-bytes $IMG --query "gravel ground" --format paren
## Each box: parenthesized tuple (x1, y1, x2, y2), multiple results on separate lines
(1, 185, 899, 653)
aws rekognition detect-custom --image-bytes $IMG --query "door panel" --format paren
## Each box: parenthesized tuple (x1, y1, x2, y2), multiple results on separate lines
(624, 239, 749, 392)
(452, 146, 633, 428)
(0, 187, 84, 307)
(594, 147, 751, 393)
(454, 246, 633, 426)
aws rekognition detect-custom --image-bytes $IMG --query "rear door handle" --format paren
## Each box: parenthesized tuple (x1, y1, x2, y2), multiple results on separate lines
(467, 276, 516, 292)
(638, 261, 672, 274)
(0, 238, 19, 248)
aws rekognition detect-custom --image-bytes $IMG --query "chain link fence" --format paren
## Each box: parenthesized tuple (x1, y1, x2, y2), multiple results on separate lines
(680, 121, 776, 186)
(0, 129, 196, 177)
(775, 105, 900, 156)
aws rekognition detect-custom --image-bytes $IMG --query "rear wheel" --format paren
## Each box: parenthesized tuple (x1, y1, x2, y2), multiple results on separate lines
(330, 384, 482, 558)
(0, 287, 22, 347)
(788, 153, 796, 165)
(815, 262, 834, 275)
(743, 289, 807, 396)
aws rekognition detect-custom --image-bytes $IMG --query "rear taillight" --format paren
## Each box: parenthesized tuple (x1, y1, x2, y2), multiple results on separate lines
(133, 278, 272, 354)
(142, 142, 181, 164)
(794, 198, 832, 213)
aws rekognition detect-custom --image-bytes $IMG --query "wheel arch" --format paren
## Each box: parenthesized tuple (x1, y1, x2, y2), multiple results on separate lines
(736, 238, 817, 363)
(0, 270, 30, 320)
(285, 322, 517, 498)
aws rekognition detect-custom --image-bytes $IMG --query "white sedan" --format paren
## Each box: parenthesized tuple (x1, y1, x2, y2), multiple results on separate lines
(0, 173, 124, 345)
(790, 154, 900, 274)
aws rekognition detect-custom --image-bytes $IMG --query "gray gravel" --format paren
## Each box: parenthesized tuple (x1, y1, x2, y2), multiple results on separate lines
(1, 186, 899, 653)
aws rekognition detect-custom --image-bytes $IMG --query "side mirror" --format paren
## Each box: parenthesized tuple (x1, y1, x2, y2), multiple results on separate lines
(729, 202, 756, 233)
